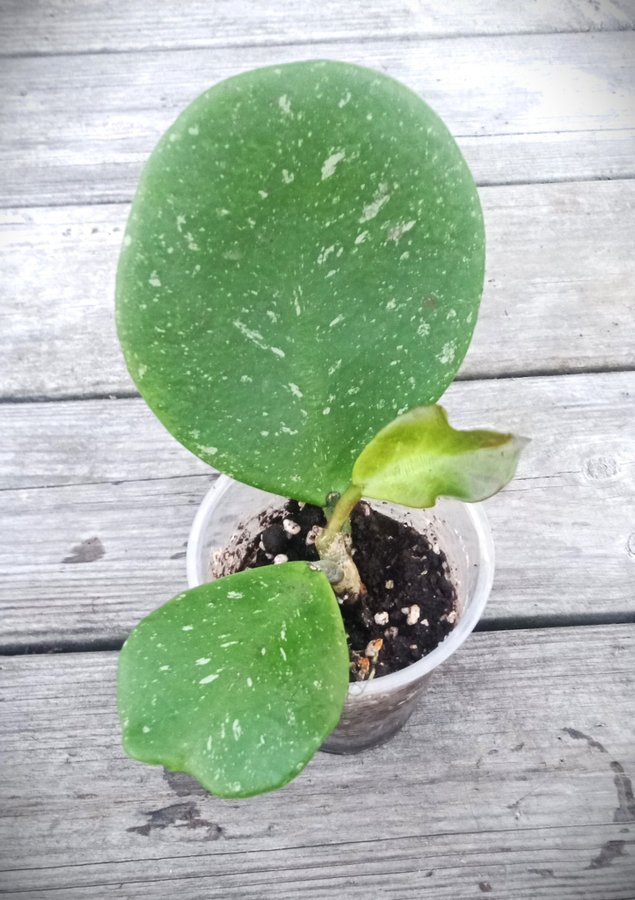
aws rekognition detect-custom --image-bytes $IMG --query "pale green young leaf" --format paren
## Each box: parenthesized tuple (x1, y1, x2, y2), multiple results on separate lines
(352, 405, 527, 507)
(118, 563, 349, 798)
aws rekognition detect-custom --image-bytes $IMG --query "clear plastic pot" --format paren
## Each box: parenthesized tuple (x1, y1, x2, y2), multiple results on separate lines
(187, 476, 494, 754)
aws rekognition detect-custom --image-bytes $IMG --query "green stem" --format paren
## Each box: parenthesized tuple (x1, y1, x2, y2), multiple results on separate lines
(321, 484, 362, 547)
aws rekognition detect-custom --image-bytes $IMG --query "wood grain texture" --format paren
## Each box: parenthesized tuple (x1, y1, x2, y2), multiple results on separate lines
(1, 372, 633, 648)
(1, 32, 634, 208)
(2, 179, 633, 401)
(2, 0, 635, 56)
(1, 2, 633, 892)
(1, 625, 634, 897)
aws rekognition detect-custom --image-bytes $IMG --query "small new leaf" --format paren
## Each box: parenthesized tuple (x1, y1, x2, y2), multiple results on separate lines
(353, 405, 527, 507)
(118, 563, 349, 798)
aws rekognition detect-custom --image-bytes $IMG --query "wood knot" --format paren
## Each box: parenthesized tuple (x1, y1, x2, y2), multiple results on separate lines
(62, 536, 105, 564)
(584, 456, 618, 481)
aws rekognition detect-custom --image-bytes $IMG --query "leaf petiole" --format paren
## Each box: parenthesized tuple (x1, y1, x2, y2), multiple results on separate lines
(319, 484, 362, 549)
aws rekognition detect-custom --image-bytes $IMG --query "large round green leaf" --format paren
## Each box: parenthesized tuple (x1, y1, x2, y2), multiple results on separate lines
(118, 563, 348, 798)
(116, 60, 484, 505)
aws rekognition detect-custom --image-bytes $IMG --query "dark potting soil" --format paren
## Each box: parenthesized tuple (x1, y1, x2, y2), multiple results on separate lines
(217, 499, 457, 681)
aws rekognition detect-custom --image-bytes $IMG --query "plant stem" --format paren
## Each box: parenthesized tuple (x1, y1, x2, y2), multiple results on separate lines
(321, 484, 362, 547)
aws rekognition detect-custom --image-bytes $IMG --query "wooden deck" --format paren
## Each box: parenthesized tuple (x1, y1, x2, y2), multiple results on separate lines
(1, 2, 634, 897)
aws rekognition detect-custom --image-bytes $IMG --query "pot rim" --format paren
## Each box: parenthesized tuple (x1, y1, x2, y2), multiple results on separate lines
(187, 475, 495, 695)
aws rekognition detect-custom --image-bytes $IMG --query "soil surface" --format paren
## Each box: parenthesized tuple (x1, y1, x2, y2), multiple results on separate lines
(213, 499, 457, 681)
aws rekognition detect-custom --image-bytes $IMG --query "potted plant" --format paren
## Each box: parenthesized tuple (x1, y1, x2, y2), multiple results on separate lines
(115, 60, 526, 798)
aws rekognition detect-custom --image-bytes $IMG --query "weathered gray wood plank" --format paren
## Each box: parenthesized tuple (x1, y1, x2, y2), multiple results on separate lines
(1, 625, 634, 897)
(0, 395, 209, 490)
(2, 0, 634, 56)
(1, 32, 634, 207)
(2, 179, 633, 401)
(0, 372, 633, 648)
(0, 474, 210, 650)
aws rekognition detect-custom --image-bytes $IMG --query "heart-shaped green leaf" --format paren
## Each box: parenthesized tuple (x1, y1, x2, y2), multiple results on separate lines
(118, 563, 348, 798)
(352, 405, 527, 507)
(116, 60, 485, 505)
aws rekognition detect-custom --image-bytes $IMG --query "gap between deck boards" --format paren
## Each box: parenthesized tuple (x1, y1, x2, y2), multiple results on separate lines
(2, 610, 634, 657)
(2, 364, 635, 406)
(2, 25, 634, 62)
(1, 168, 634, 214)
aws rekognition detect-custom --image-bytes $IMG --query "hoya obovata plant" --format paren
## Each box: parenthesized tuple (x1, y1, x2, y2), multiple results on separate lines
(116, 60, 525, 798)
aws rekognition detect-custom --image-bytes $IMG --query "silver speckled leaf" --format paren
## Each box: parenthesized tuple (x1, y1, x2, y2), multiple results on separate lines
(116, 60, 485, 504)
(118, 563, 349, 798)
